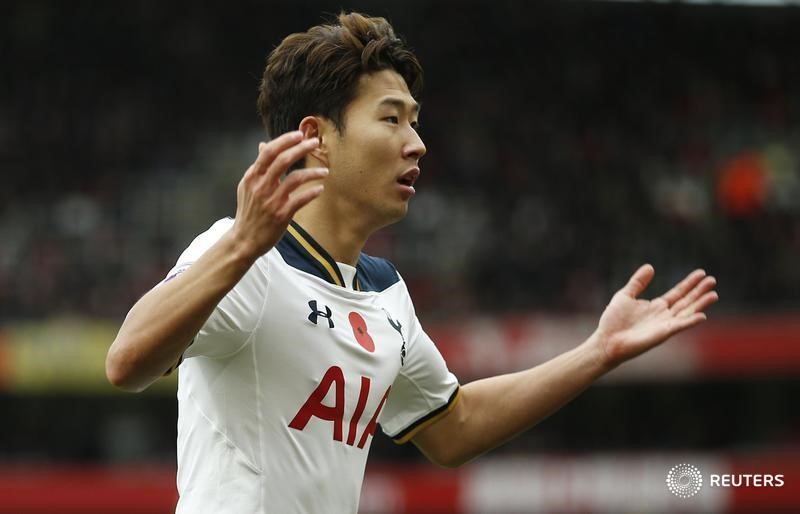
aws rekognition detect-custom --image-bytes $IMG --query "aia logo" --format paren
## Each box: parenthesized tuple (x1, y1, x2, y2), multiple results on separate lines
(288, 366, 390, 449)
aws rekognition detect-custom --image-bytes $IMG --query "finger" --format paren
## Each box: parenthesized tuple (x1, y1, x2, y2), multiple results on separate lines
(670, 275, 716, 313)
(251, 131, 304, 176)
(278, 185, 325, 219)
(669, 312, 708, 334)
(676, 290, 718, 318)
(262, 137, 320, 185)
(660, 269, 706, 307)
(273, 167, 329, 200)
(621, 264, 655, 298)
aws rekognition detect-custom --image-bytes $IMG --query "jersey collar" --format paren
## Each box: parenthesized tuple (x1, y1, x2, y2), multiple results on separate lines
(277, 221, 361, 290)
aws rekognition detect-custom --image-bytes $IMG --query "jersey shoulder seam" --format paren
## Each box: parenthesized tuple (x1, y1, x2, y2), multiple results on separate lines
(201, 255, 270, 361)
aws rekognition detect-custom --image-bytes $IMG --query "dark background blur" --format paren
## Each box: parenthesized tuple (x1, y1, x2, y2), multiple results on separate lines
(1, 1, 799, 513)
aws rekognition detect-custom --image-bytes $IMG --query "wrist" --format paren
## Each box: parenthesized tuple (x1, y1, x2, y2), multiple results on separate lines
(220, 229, 260, 272)
(580, 331, 617, 376)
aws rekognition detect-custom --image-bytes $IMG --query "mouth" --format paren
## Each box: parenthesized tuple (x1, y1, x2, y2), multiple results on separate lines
(397, 167, 420, 187)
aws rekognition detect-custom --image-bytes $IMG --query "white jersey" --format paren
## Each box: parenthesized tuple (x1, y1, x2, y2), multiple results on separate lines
(165, 218, 460, 514)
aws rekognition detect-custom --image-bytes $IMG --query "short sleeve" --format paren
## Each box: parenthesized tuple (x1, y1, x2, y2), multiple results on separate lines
(161, 218, 268, 360)
(378, 283, 460, 444)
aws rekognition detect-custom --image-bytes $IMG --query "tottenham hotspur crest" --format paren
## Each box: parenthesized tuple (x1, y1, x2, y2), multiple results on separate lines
(382, 308, 406, 366)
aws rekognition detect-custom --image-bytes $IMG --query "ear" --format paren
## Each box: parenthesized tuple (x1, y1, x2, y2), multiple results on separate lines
(298, 116, 330, 166)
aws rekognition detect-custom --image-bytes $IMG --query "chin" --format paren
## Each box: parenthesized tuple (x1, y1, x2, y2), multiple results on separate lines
(393, 201, 410, 219)
(376, 204, 409, 229)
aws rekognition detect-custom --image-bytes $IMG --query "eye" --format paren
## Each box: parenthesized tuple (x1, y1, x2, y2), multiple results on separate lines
(411, 120, 420, 131)
(384, 116, 399, 124)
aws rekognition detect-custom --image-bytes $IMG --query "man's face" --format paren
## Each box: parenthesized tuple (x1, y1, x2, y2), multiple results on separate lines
(322, 69, 426, 228)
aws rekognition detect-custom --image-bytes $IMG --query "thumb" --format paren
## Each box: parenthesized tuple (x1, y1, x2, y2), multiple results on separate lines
(621, 264, 655, 298)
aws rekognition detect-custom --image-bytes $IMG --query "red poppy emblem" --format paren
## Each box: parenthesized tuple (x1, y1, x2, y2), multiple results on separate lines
(348, 312, 375, 352)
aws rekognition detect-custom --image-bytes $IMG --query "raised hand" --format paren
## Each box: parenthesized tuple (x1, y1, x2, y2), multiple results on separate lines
(594, 264, 718, 368)
(231, 131, 328, 259)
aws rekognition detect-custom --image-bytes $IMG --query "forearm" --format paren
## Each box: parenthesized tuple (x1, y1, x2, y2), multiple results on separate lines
(106, 231, 256, 392)
(414, 266, 717, 468)
(418, 333, 611, 467)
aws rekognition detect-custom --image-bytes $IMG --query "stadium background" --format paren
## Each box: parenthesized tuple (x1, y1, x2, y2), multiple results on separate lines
(1, 0, 799, 512)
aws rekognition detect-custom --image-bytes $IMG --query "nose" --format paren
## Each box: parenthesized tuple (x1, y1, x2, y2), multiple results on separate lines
(403, 128, 426, 161)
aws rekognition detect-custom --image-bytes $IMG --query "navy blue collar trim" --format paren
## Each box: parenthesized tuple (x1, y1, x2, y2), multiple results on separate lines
(275, 221, 400, 292)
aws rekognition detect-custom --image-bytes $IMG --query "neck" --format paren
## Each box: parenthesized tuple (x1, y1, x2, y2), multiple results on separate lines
(292, 196, 375, 266)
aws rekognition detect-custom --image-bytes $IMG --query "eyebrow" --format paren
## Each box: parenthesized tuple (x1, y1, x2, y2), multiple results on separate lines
(378, 97, 421, 114)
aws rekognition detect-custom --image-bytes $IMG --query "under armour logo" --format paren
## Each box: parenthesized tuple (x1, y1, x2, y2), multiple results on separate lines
(383, 309, 406, 366)
(308, 300, 334, 328)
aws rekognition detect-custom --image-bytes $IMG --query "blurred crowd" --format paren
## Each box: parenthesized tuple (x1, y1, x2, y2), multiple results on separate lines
(2, 1, 799, 323)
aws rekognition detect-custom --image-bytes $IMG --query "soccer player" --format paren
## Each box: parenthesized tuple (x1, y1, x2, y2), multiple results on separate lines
(105, 12, 718, 513)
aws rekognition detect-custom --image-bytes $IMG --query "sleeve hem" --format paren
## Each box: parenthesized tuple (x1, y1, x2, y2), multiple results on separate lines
(162, 337, 194, 376)
(391, 386, 462, 445)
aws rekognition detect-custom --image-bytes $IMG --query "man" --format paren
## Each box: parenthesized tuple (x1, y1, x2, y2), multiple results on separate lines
(106, 12, 718, 513)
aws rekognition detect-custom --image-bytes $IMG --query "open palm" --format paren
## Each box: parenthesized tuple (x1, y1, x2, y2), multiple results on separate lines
(596, 264, 718, 368)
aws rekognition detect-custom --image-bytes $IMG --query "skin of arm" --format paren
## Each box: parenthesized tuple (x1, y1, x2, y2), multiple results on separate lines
(106, 132, 328, 392)
(413, 265, 718, 468)
(105, 232, 257, 392)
